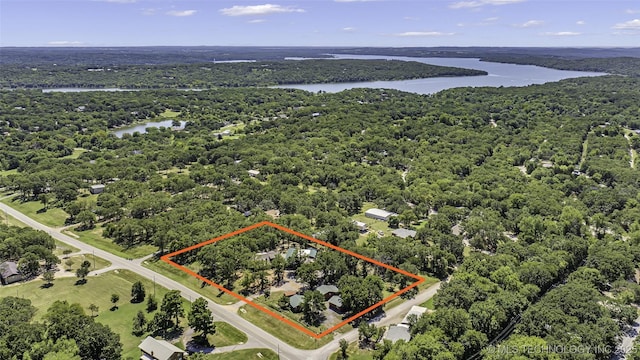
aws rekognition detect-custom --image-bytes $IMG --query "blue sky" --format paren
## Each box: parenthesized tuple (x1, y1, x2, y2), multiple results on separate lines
(1, 0, 639, 47)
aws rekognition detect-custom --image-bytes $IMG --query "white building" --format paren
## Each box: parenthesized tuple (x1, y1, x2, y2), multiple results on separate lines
(365, 208, 397, 221)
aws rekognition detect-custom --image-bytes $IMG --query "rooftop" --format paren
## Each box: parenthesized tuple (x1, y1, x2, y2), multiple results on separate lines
(391, 228, 417, 239)
(138, 336, 185, 360)
(401, 305, 427, 325)
(328, 295, 343, 307)
(0, 261, 19, 278)
(384, 325, 411, 343)
(316, 284, 339, 295)
(365, 208, 397, 218)
(290, 294, 304, 308)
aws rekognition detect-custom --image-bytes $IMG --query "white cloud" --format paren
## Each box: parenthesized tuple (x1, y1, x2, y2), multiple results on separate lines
(220, 4, 305, 16)
(626, 9, 640, 14)
(142, 8, 156, 16)
(613, 19, 640, 30)
(47, 41, 84, 46)
(393, 31, 455, 37)
(542, 31, 581, 36)
(576, 20, 585, 25)
(335, 0, 378, 2)
(166, 10, 197, 17)
(248, 19, 266, 23)
(342, 27, 356, 32)
(514, 20, 544, 27)
(450, 0, 524, 9)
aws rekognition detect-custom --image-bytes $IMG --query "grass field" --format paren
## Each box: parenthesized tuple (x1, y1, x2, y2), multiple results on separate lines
(209, 321, 248, 347)
(61, 253, 111, 272)
(0, 269, 246, 359)
(352, 202, 393, 238)
(143, 259, 239, 305)
(160, 109, 181, 118)
(199, 349, 279, 360)
(1, 197, 68, 227)
(0, 209, 28, 228)
(420, 297, 435, 310)
(60, 148, 87, 160)
(65, 226, 157, 259)
(237, 304, 333, 350)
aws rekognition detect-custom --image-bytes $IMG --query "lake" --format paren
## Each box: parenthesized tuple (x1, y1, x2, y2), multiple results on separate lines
(275, 54, 607, 95)
(112, 120, 186, 138)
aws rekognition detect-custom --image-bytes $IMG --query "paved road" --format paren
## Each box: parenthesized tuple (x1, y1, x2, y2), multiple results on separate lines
(0, 200, 442, 359)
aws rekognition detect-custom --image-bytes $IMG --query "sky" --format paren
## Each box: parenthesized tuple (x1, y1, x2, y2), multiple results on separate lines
(1, 0, 639, 47)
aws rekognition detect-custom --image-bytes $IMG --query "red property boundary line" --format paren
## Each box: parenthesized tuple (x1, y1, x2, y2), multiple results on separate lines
(161, 221, 425, 339)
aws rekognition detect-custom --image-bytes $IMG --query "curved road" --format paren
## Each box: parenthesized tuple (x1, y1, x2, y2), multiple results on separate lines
(0, 200, 441, 359)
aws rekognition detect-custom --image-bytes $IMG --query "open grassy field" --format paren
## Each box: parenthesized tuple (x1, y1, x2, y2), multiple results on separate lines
(1, 197, 68, 227)
(420, 297, 435, 310)
(199, 349, 279, 360)
(209, 321, 248, 347)
(0, 269, 247, 359)
(160, 109, 181, 118)
(61, 253, 111, 272)
(0, 208, 28, 228)
(352, 202, 394, 238)
(143, 259, 239, 305)
(237, 303, 333, 350)
(60, 148, 88, 160)
(65, 226, 157, 259)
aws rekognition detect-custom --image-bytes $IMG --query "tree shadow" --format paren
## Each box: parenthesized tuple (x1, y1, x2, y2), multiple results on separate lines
(36, 207, 47, 214)
(110, 306, 119, 311)
(75, 279, 87, 285)
(40, 283, 54, 289)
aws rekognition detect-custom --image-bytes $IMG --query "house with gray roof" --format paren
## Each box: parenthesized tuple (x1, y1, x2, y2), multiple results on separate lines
(289, 294, 304, 312)
(316, 284, 339, 300)
(391, 228, 417, 239)
(138, 336, 185, 360)
(328, 295, 344, 313)
(384, 325, 411, 343)
(0, 261, 22, 285)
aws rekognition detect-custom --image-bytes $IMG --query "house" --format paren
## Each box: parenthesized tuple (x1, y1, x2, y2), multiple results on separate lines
(352, 220, 368, 233)
(255, 251, 277, 262)
(391, 228, 417, 239)
(89, 184, 105, 194)
(248, 169, 260, 177)
(316, 284, 339, 300)
(328, 295, 343, 313)
(365, 208, 397, 221)
(285, 248, 297, 261)
(138, 336, 185, 360)
(384, 325, 411, 343)
(266, 209, 280, 219)
(0, 261, 22, 285)
(301, 248, 317, 259)
(290, 294, 304, 312)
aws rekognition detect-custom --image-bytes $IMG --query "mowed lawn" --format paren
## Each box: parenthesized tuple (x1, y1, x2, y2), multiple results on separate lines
(237, 303, 333, 350)
(329, 341, 374, 360)
(0, 269, 244, 359)
(199, 349, 279, 360)
(65, 225, 157, 259)
(1, 197, 69, 227)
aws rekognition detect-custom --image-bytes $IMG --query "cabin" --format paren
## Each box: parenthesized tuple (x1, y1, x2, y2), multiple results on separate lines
(248, 169, 260, 177)
(138, 336, 185, 360)
(328, 295, 344, 313)
(0, 261, 22, 285)
(352, 220, 368, 233)
(316, 284, 339, 300)
(391, 228, 417, 239)
(89, 184, 105, 194)
(290, 294, 304, 312)
(365, 208, 397, 221)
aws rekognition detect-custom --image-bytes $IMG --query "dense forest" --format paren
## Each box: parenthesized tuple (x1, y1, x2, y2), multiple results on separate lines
(1, 52, 640, 359)
(0, 59, 486, 89)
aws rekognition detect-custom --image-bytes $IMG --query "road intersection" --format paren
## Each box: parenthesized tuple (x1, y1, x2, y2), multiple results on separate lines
(0, 200, 441, 359)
